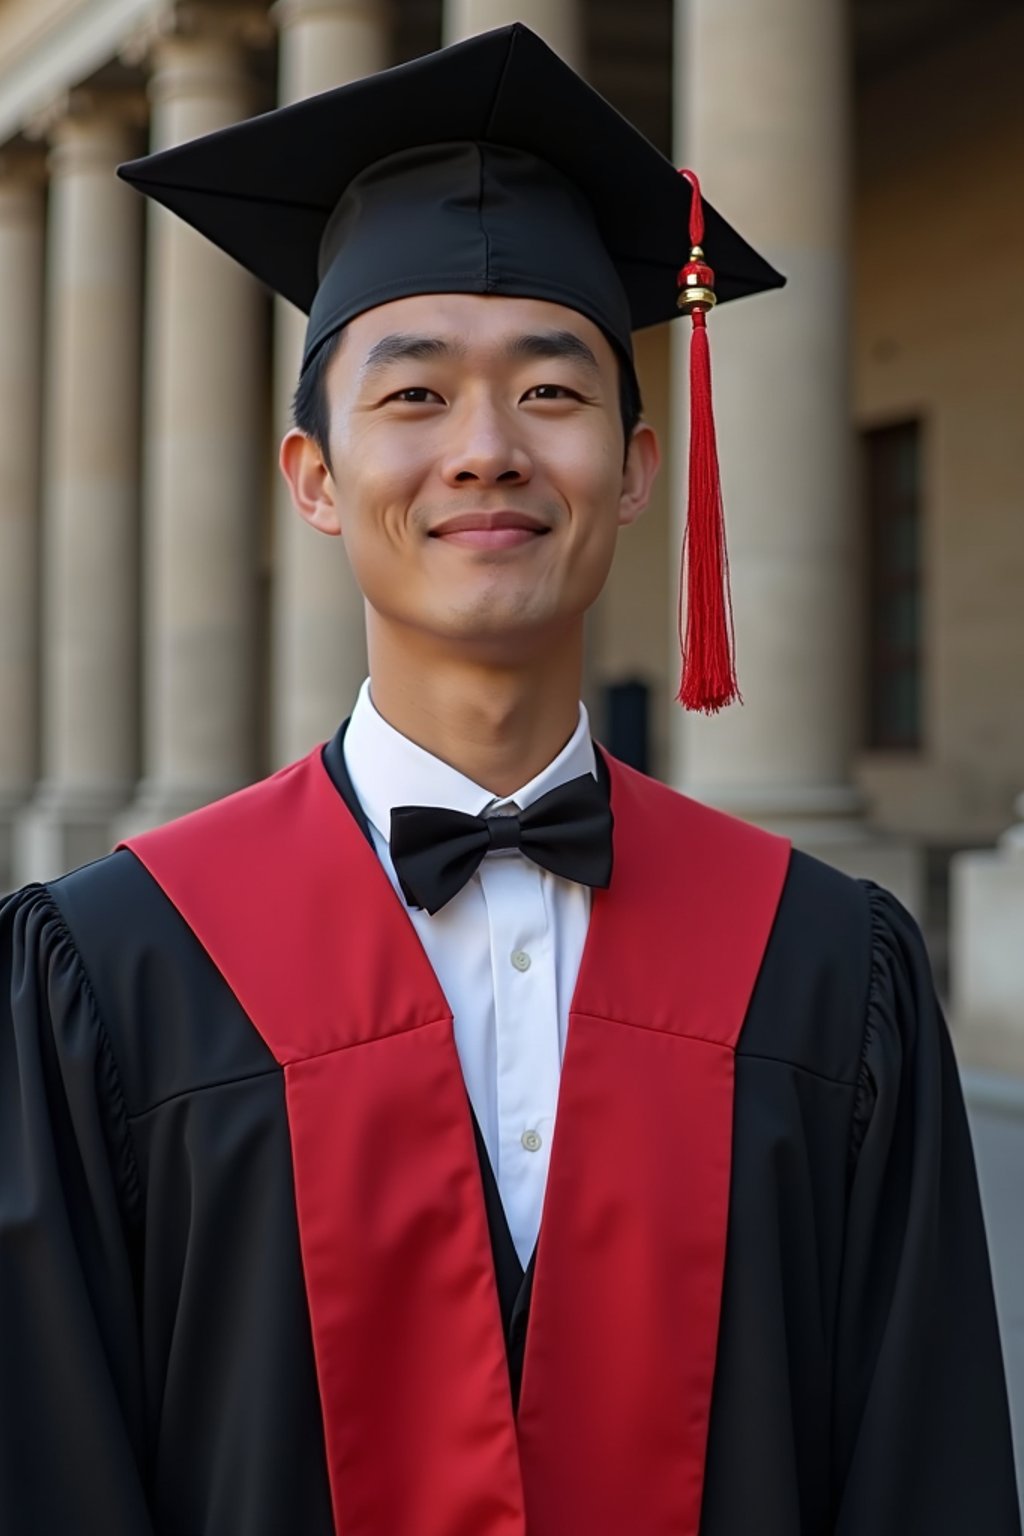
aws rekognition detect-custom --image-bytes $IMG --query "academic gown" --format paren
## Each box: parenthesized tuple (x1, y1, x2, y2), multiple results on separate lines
(1, 725, 1019, 1536)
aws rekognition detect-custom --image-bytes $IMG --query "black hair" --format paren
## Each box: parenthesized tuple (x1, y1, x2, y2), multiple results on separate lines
(291, 326, 644, 471)
(291, 333, 342, 473)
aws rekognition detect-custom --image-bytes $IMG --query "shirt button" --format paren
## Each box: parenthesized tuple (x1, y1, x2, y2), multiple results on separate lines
(521, 1129, 543, 1152)
(510, 949, 531, 972)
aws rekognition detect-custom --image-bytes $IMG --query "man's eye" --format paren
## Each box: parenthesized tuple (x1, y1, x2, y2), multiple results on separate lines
(387, 387, 442, 404)
(523, 384, 580, 402)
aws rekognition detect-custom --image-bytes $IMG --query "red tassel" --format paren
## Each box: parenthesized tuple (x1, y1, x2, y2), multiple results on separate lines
(676, 169, 740, 713)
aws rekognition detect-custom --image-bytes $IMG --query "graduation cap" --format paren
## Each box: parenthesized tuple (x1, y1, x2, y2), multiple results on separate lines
(118, 23, 784, 713)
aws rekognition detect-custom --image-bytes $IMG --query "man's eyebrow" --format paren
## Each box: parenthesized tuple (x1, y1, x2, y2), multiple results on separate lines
(360, 333, 466, 379)
(505, 331, 601, 375)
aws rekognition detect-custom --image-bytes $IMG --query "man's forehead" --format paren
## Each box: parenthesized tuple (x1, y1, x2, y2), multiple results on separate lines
(345, 293, 613, 369)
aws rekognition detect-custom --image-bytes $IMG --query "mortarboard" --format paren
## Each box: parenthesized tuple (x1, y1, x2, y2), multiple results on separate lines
(118, 23, 785, 712)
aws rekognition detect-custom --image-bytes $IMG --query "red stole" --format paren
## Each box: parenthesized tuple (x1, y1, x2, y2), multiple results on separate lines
(123, 747, 789, 1535)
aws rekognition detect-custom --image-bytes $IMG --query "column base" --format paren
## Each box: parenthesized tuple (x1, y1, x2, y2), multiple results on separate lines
(795, 832, 927, 921)
(679, 779, 864, 828)
(13, 783, 133, 885)
(678, 780, 927, 918)
(113, 777, 247, 844)
(951, 826, 1024, 1067)
(0, 790, 33, 892)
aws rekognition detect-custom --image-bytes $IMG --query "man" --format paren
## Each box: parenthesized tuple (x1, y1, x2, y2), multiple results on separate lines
(1, 24, 1019, 1536)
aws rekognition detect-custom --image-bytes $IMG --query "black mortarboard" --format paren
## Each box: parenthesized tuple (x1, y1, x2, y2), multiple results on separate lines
(118, 23, 786, 713)
(117, 22, 782, 372)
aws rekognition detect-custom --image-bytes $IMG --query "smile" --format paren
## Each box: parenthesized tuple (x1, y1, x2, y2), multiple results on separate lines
(428, 510, 552, 549)
(430, 527, 548, 550)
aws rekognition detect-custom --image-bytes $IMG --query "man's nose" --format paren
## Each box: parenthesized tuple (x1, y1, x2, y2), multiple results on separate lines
(440, 403, 533, 487)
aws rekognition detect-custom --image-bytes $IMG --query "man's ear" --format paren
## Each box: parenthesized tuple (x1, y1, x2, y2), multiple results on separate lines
(618, 422, 660, 528)
(279, 429, 342, 536)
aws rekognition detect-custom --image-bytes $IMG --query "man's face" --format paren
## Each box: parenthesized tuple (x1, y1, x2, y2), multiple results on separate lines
(282, 292, 658, 662)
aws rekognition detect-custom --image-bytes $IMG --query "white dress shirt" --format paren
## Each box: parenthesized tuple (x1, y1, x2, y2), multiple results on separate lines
(343, 678, 595, 1266)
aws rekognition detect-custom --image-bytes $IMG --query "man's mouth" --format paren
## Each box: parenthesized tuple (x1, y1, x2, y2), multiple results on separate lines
(428, 510, 551, 551)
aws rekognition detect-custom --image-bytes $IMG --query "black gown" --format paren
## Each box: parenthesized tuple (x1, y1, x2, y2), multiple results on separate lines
(1, 727, 1019, 1535)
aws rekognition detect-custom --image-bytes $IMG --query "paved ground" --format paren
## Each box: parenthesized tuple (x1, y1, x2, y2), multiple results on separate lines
(964, 1070, 1024, 1518)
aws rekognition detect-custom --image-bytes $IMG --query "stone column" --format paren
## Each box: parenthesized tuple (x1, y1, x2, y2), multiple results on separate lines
(269, 0, 387, 764)
(0, 146, 45, 890)
(670, 0, 861, 839)
(14, 94, 145, 884)
(444, 0, 581, 72)
(119, 7, 271, 835)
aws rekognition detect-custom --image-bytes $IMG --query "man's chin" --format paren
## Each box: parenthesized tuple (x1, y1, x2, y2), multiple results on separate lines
(429, 607, 569, 660)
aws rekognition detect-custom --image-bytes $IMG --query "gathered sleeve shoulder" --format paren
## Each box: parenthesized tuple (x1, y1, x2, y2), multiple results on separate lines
(847, 883, 937, 1168)
(831, 883, 1021, 1534)
(1, 884, 155, 1534)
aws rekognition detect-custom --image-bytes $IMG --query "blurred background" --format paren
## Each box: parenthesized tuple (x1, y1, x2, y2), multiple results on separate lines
(0, 0, 1021, 1496)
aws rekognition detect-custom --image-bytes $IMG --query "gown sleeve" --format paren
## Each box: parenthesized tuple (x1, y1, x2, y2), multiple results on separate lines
(832, 884, 1021, 1534)
(0, 885, 155, 1535)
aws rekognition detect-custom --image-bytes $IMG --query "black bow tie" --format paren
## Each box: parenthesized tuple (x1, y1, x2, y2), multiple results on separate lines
(389, 771, 614, 915)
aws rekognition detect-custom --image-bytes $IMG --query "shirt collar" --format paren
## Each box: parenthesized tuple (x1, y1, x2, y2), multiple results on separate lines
(343, 677, 597, 842)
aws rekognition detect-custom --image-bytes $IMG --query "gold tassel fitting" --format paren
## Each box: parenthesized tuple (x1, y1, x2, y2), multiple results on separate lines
(676, 244, 717, 315)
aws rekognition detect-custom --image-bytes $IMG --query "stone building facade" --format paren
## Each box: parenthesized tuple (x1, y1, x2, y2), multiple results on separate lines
(0, 0, 1021, 1053)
